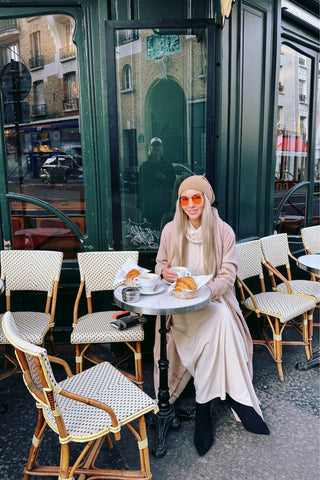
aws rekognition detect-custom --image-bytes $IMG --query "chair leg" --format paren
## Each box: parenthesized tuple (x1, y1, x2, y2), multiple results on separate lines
(23, 410, 46, 480)
(59, 443, 71, 479)
(308, 310, 314, 356)
(138, 415, 151, 477)
(274, 319, 284, 382)
(75, 344, 86, 374)
(0, 345, 20, 381)
(135, 341, 143, 390)
(302, 313, 311, 360)
(46, 329, 57, 356)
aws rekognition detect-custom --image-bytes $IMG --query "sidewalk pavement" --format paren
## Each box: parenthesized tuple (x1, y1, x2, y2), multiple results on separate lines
(0, 310, 319, 480)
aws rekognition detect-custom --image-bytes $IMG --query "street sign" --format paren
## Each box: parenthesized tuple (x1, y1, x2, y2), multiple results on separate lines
(0, 60, 31, 102)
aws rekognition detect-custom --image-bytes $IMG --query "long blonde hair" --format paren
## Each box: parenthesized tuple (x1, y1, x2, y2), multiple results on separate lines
(172, 195, 216, 275)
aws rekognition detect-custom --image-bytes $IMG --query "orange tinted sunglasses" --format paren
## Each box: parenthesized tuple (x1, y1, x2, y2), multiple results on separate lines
(179, 194, 204, 206)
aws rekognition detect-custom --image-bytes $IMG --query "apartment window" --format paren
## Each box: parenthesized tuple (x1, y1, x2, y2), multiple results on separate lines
(63, 72, 79, 110)
(32, 81, 46, 116)
(30, 31, 40, 58)
(66, 20, 72, 45)
(277, 106, 284, 128)
(122, 64, 133, 91)
(29, 31, 43, 69)
(299, 80, 306, 102)
(0, 44, 19, 67)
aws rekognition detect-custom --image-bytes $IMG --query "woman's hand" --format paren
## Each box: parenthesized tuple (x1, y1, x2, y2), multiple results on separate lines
(161, 262, 177, 283)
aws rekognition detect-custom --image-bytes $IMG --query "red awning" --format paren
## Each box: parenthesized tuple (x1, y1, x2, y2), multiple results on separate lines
(276, 135, 308, 152)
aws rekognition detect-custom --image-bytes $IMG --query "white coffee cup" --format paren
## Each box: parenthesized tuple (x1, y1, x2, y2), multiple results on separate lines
(133, 273, 158, 292)
(171, 266, 192, 278)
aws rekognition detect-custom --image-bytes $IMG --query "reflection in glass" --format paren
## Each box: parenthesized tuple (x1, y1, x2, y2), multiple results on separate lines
(0, 15, 85, 258)
(316, 61, 320, 182)
(114, 28, 208, 249)
(274, 45, 311, 234)
(10, 200, 83, 259)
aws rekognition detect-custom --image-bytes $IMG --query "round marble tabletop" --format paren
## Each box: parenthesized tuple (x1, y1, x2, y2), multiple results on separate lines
(297, 254, 320, 277)
(114, 282, 211, 316)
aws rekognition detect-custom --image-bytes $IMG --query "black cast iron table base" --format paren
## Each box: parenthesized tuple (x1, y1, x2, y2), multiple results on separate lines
(295, 350, 320, 371)
(148, 406, 181, 458)
(150, 314, 182, 458)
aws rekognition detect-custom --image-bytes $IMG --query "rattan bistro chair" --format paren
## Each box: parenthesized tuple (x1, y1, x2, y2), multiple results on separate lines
(71, 251, 144, 385)
(235, 240, 316, 381)
(260, 233, 320, 348)
(0, 250, 63, 381)
(301, 225, 320, 255)
(301, 226, 320, 282)
(2, 311, 158, 480)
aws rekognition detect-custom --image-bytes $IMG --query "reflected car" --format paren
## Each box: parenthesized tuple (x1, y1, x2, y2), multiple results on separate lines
(39, 155, 83, 184)
(172, 163, 205, 178)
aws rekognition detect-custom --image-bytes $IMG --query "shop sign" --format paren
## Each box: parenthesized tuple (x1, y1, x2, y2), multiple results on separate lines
(146, 34, 180, 60)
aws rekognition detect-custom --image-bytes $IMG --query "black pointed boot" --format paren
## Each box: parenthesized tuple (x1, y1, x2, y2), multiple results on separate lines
(227, 395, 270, 435)
(194, 401, 214, 456)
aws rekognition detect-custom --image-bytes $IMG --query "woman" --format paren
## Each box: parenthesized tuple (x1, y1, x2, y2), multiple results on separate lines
(154, 175, 269, 456)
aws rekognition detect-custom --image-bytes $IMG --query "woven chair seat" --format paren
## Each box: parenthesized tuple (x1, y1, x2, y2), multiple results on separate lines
(70, 311, 144, 344)
(43, 361, 157, 442)
(274, 280, 320, 301)
(0, 311, 51, 344)
(243, 291, 316, 323)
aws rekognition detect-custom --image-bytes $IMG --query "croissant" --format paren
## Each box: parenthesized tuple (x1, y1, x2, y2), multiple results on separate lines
(126, 269, 140, 280)
(175, 276, 197, 292)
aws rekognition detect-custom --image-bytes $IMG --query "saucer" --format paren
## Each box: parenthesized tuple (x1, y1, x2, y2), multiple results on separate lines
(140, 285, 165, 295)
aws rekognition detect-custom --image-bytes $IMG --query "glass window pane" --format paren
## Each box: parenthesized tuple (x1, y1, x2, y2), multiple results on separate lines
(114, 27, 208, 250)
(1, 14, 85, 258)
(315, 60, 320, 225)
(274, 45, 311, 234)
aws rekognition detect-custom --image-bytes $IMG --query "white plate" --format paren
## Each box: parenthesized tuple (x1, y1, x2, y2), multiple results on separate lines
(140, 285, 165, 295)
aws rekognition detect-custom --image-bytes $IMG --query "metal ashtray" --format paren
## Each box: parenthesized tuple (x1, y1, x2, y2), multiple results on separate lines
(122, 287, 140, 303)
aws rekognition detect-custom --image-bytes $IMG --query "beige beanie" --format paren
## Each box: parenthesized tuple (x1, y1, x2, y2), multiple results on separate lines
(178, 175, 215, 204)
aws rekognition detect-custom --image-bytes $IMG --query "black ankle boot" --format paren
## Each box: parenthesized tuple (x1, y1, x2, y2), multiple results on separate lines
(194, 401, 214, 456)
(227, 396, 270, 435)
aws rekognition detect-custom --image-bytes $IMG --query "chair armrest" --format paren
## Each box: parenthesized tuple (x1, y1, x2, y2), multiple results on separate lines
(48, 355, 73, 377)
(58, 387, 120, 437)
(263, 260, 292, 293)
(73, 277, 85, 326)
(236, 275, 259, 311)
(288, 250, 297, 262)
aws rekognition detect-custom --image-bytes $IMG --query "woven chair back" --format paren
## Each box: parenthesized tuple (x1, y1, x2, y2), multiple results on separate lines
(1, 250, 63, 293)
(77, 251, 138, 294)
(301, 225, 320, 254)
(260, 234, 289, 268)
(2, 312, 57, 409)
(235, 239, 264, 281)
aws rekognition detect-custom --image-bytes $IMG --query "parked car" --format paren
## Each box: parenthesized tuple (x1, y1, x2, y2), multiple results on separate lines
(39, 155, 83, 184)
(172, 163, 205, 178)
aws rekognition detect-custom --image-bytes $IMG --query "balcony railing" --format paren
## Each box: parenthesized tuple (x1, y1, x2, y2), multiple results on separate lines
(29, 55, 44, 70)
(59, 45, 76, 62)
(0, 19, 18, 34)
(32, 104, 47, 117)
(116, 30, 139, 46)
(63, 98, 79, 112)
